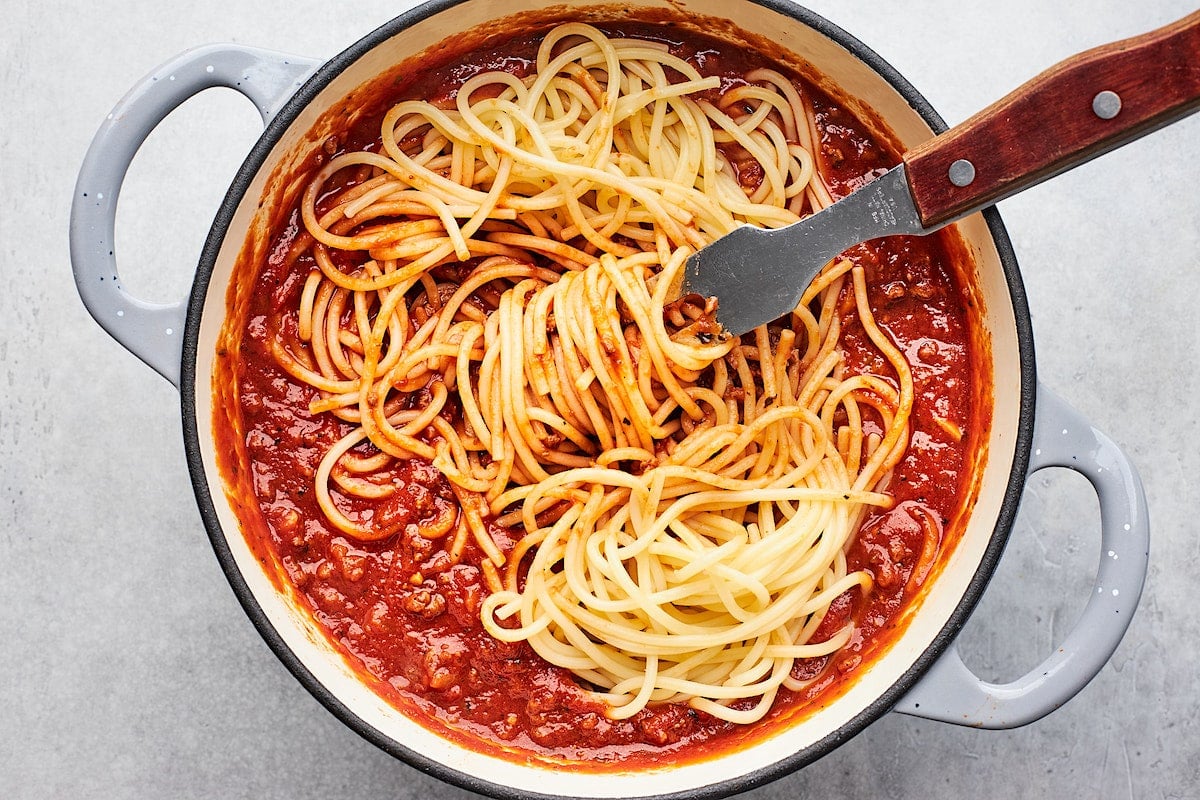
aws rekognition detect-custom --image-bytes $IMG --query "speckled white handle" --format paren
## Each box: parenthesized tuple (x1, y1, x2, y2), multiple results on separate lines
(893, 382, 1149, 727)
(70, 44, 320, 388)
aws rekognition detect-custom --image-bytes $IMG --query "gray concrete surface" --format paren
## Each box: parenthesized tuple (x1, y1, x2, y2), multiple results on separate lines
(2, 1, 1197, 797)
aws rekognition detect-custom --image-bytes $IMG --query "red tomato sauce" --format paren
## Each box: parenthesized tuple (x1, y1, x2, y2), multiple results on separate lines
(214, 21, 989, 769)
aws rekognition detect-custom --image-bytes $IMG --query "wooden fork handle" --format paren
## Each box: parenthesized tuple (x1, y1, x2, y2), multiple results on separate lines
(904, 10, 1200, 228)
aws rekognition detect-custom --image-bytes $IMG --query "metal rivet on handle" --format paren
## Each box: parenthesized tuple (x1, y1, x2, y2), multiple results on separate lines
(948, 158, 976, 187)
(1093, 90, 1122, 120)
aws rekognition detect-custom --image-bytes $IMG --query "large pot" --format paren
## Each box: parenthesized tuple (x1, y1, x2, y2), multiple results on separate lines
(69, 1, 1150, 798)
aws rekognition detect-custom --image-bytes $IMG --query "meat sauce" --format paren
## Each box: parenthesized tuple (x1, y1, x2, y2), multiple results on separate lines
(214, 21, 987, 768)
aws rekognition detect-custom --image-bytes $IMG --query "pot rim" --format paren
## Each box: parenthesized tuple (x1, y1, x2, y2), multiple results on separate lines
(179, 1, 1037, 797)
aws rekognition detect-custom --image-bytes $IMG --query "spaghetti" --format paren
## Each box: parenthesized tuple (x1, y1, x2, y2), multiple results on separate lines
(272, 22, 914, 724)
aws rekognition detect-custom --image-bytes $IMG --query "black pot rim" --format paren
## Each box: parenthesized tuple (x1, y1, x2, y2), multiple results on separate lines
(180, 2, 1037, 798)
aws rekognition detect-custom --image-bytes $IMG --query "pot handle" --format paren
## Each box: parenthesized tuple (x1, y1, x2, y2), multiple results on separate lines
(69, 44, 320, 388)
(892, 382, 1149, 727)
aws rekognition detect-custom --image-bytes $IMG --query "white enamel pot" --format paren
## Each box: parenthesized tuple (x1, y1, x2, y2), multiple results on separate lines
(69, 1, 1150, 798)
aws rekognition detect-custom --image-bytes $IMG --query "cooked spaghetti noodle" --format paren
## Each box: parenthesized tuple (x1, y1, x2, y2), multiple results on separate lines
(271, 23, 914, 724)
